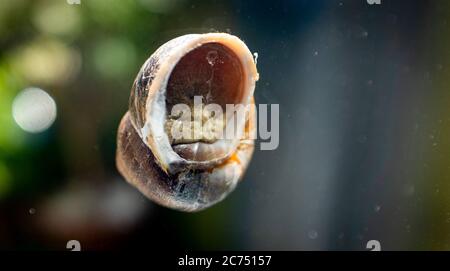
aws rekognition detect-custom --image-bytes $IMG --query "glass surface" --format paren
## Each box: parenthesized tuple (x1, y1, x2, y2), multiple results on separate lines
(0, 0, 449, 251)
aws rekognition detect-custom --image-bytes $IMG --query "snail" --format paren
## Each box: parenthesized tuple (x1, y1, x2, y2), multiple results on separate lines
(116, 33, 259, 212)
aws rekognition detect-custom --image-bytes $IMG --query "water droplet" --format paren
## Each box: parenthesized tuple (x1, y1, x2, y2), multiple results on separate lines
(357, 135, 367, 143)
(253, 52, 258, 65)
(404, 184, 415, 196)
(308, 230, 318, 239)
(206, 50, 218, 66)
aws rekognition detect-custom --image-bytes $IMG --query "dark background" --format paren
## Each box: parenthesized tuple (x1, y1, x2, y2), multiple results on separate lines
(1, 0, 449, 250)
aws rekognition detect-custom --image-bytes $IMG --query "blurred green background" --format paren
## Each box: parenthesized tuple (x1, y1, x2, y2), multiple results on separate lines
(2, 0, 450, 250)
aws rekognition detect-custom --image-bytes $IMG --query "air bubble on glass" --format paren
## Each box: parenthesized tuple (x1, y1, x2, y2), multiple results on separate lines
(206, 50, 218, 66)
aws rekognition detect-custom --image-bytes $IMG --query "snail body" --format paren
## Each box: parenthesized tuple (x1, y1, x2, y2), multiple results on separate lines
(116, 33, 258, 212)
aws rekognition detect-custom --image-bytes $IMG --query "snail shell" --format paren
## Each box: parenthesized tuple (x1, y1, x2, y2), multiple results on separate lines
(116, 33, 258, 212)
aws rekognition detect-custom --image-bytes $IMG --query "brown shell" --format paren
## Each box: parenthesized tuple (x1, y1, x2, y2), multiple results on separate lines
(116, 108, 255, 212)
(116, 33, 258, 212)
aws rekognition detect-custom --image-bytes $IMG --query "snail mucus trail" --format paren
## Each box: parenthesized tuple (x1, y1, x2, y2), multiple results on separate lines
(117, 33, 258, 212)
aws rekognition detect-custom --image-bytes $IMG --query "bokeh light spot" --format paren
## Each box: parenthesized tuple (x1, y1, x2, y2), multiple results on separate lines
(32, 1, 81, 37)
(12, 39, 81, 86)
(12, 87, 57, 134)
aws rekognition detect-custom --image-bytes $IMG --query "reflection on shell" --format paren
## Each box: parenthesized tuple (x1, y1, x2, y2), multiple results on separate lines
(116, 33, 258, 212)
